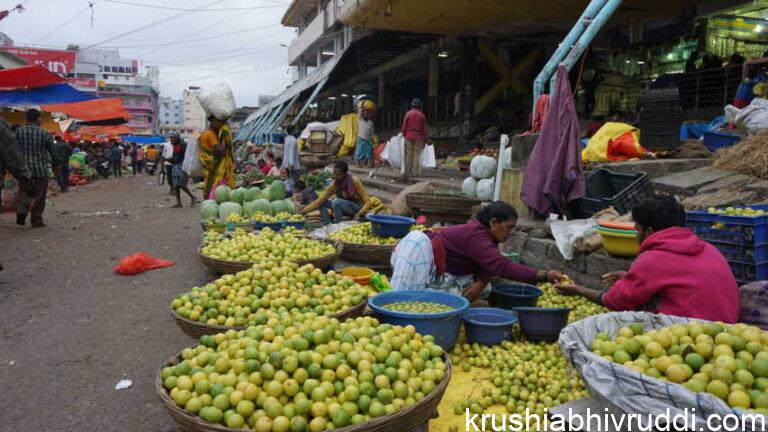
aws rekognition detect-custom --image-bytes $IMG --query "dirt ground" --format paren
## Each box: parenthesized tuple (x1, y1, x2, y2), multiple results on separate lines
(0, 175, 206, 431)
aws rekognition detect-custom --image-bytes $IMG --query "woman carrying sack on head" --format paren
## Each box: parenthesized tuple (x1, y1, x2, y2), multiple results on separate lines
(199, 115, 235, 200)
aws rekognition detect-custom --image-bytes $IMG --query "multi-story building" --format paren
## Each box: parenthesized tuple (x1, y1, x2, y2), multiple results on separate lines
(159, 97, 183, 127)
(183, 86, 207, 132)
(159, 124, 199, 143)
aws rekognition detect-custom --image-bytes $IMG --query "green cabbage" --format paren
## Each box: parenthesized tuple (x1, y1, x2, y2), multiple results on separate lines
(245, 187, 261, 202)
(230, 187, 247, 204)
(218, 202, 242, 220)
(252, 198, 272, 215)
(268, 180, 286, 201)
(270, 200, 289, 215)
(200, 200, 219, 220)
(214, 185, 230, 204)
(283, 199, 296, 214)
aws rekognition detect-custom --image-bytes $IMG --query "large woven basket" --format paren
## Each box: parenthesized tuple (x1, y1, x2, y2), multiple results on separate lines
(156, 351, 451, 432)
(406, 192, 480, 214)
(339, 241, 394, 266)
(198, 239, 342, 274)
(172, 299, 369, 339)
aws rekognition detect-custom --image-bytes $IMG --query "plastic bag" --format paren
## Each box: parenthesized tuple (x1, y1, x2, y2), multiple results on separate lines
(420, 144, 436, 168)
(199, 83, 237, 120)
(548, 218, 598, 260)
(114, 252, 175, 275)
(559, 312, 763, 430)
(182, 140, 202, 177)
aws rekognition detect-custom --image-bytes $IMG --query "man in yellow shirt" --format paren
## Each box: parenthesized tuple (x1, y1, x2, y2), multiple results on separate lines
(300, 160, 374, 224)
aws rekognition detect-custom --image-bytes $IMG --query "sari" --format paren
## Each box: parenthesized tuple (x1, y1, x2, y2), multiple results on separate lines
(199, 124, 235, 199)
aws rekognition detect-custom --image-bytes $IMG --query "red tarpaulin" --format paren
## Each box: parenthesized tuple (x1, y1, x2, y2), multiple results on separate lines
(42, 98, 131, 122)
(0, 65, 66, 90)
(76, 125, 133, 136)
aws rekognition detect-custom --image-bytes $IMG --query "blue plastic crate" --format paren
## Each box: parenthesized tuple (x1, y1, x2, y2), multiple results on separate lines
(729, 260, 768, 284)
(703, 130, 741, 152)
(707, 240, 768, 263)
(686, 205, 768, 244)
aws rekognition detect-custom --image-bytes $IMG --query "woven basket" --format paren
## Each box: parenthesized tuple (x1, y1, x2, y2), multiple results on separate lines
(157, 351, 451, 432)
(172, 299, 368, 339)
(198, 240, 342, 275)
(406, 192, 480, 214)
(339, 241, 394, 266)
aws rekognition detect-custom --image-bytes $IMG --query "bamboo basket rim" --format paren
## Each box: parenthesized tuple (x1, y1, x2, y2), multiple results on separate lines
(156, 349, 451, 432)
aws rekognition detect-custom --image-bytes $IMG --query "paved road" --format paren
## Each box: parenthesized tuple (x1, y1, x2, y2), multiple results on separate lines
(0, 175, 206, 431)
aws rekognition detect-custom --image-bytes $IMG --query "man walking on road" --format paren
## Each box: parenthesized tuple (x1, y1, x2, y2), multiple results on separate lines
(400, 98, 428, 179)
(15, 109, 55, 228)
(53, 136, 72, 192)
(108, 140, 122, 178)
(0, 118, 33, 270)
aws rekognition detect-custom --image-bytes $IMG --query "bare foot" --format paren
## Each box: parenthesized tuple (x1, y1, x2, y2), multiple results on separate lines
(190, 199, 198, 206)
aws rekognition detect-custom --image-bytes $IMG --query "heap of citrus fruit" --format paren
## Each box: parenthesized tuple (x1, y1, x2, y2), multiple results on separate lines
(251, 212, 305, 223)
(172, 261, 373, 327)
(329, 223, 425, 246)
(592, 321, 768, 412)
(450, 341, 588, 421)
(161, 315, 449, 430)
(382, 301, 454, 314)
(201, 228, 335, 263)
(537, 276, 607, 323)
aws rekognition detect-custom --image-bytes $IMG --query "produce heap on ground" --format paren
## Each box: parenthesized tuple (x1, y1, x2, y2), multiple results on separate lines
(462, 155, 499, 201)
(329, 222, 425, 246)
(160, 316, 449, 430)
(592, 321, 768, 413)
(538, 277, 608, 323)
(200, 228, 335, 263)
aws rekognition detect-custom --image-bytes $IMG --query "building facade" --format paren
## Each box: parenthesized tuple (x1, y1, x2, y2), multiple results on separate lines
(159, 97, 183, 127)
(183, 86, 207, 132)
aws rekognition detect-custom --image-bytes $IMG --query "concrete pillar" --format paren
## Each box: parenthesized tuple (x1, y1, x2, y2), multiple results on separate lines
(428, 54, 439, 98)
(316, 50, 322, 67)
(378, 73, 386, 108)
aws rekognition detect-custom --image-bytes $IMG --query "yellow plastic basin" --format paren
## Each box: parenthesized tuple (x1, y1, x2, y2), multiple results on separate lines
(340, 267, 375, 285)
(598, 227, 640, 257)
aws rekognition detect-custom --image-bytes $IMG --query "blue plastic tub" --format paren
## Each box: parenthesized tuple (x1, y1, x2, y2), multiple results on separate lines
(703, 130, 741, 152)
(368, 290, 469, 350)
(514, 307, 571, 341)
(462, 307, 518, 346)
(488, 283, 543, 310)
(366, 214, 416, 238)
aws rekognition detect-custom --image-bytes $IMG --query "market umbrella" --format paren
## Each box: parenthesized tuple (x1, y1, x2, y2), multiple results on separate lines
(521, 64, 585, 216)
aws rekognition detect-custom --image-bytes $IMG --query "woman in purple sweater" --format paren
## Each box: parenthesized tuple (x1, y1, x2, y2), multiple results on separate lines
(391, 201, 562, 301)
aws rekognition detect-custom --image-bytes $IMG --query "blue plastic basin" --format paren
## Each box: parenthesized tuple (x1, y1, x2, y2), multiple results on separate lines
(489, 284, 543, 310)
(369, 290, 469, 350)
(514, 307, 571, 341)
(462, 307, 518, 346)
(365, 214, 416, 238)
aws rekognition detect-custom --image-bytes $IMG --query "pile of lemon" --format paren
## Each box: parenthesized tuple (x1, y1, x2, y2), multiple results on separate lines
(201, 228, 335, 263)
(251, 212, 305, 223)
(330, 223, 425, 246)
(537, 276, 607, 323)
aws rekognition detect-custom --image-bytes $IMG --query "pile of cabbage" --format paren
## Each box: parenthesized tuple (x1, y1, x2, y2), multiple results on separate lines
(200, 181, 296, 221)
(461, 155, 497, 201)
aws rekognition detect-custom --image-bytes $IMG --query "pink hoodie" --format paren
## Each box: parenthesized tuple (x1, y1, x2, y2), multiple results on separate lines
(602, 227, 740, 323)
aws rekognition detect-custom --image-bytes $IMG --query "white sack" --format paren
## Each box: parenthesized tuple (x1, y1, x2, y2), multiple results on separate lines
(200, 84, 237, 120)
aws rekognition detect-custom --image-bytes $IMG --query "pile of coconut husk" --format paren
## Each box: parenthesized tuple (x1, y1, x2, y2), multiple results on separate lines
(713, 131, 768, 179)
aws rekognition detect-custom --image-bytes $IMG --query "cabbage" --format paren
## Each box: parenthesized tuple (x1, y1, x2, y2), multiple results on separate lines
(270, 200, 289, 215)
(462, 177, 477, 197)
(200, 200, 219, 220)
(476, 178, 495, 201)
(243, 201, 259, 217)
(268, 180, 286, 201)
(218, 202, 242, 220)
(252, 198, 272, 215)
(470, 155, 497, 179)
(214, 185, 230, 204)
(245, 187, 261, 202)
(283, 199, 296, 214)
(230, 187, 247, 204)
(260, 188, 272, 201)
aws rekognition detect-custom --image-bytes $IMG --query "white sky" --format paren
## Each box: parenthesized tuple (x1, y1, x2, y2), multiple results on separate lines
(0, 0, 297, 106)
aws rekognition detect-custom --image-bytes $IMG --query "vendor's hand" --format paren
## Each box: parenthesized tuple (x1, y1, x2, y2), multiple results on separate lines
(462, 280, 487, 302)
(537, 270, 563, 283)
(554, 283, 581, 296)
(352, 213, 362, 221)
(601, 271, 627, 287)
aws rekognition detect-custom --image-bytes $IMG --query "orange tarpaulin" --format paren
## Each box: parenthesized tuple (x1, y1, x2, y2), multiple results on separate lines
(76, 125, 133, 136)
(0, 110, 58, 133)
(42, 98, 131, 122)
(0, 65, 65, 90)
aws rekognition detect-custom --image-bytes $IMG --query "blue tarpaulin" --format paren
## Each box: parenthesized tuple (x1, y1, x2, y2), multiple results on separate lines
(0, 83, 94, 106)
(121, 135, 165, 144)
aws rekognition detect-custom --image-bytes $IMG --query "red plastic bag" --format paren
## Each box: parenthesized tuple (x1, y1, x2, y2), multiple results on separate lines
(114, 252, 175, 275)
(607, 131, 646, 161)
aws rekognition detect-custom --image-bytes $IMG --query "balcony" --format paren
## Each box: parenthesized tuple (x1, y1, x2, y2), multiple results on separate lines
(124, 103, 155, 110)
(287, 0, 338, 65)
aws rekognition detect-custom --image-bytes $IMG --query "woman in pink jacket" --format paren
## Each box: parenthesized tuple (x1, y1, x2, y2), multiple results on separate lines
(556, 196, 740, 323)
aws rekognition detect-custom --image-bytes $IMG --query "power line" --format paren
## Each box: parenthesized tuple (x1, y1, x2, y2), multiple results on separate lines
(34, 1, 100, 44)
(101, 0, 286, 12)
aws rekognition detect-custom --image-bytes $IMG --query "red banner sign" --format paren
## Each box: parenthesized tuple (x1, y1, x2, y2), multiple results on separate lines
(68, 77, 96, 88)
(0, 47, 77, 75)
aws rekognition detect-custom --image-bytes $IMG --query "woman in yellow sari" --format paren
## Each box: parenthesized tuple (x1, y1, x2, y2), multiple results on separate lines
(199, 115, 235, 199)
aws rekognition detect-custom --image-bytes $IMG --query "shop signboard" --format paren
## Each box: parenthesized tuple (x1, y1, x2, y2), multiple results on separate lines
(0, 47, 77, 74)
(69, 77, 97, 88)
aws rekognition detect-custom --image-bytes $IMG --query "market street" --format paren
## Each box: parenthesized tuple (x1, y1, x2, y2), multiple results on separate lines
(0, 176, 203, 432)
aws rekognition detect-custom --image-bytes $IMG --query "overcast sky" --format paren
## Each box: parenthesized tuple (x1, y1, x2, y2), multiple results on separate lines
(0, 0, 296, 106)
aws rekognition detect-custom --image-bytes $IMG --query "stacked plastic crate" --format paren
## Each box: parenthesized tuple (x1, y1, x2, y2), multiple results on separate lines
(686, 205, 768, 284)
(639, 88, 683, 151)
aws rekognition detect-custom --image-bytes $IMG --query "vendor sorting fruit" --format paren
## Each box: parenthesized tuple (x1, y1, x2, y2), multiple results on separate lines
(555, 196, 740, 323)
(299, 160, 374, 223)
(390, 201, 562, 301)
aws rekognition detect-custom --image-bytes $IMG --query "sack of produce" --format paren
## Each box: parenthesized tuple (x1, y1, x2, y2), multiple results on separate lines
(475, 178, 494, 201)
(199, 83, 236, 120)
(469, 155, 497, 179)
(461, 177, 477, 197)
(560, 311, 768, 429)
